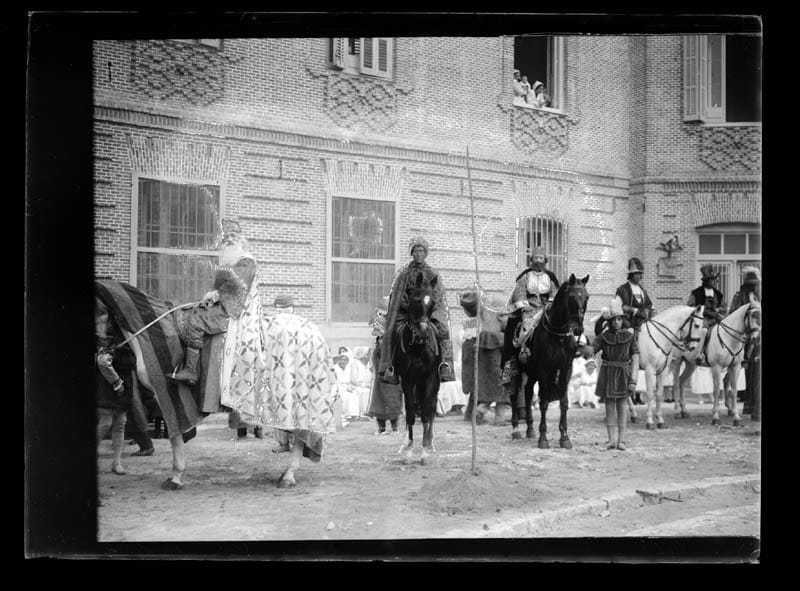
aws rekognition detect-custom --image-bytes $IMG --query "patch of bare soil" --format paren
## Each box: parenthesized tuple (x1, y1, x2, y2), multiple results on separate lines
(96, 402, 761, 543)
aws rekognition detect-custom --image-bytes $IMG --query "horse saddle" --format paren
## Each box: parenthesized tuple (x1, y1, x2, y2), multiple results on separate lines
(513, 308, 543, 349)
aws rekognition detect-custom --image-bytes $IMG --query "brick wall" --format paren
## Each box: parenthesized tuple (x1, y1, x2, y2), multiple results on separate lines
(92, 36, 761, 351)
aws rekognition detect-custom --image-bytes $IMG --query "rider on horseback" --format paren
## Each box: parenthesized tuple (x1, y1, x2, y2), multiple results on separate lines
(169, 220, 256, 386)
(499, 246, 560, 390)
(379, 236, 456, 384)
(730, 266, 761, 367)
(686, 264, 726, 366)
(612, 257, 653, 404)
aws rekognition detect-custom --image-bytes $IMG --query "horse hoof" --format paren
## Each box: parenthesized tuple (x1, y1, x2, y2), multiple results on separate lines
(728, 410, 734, 417)
(733, 419, 741, 427)
(277, 477, 296, 489)
(538, 439, 550, 449)
(657, 422, 668, 430)
(560, 438, 572, 450)
(673, 413, 682, 420)
(511, 431, 522, 440)
(646, 423, 655, 430)
(160, 478, 184, 491)
(711, 418, 720, 426)
(525, 428, 535, 439)
(630, 416, 638, 423)
(682, 411, 691, 419)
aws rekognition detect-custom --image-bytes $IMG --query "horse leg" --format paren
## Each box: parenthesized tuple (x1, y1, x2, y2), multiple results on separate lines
(278, 437, 304, 488)
(655, 372, 668, 429)
(678, 363, 695, 419)
(524, 376, 536, 439)
(728, 364, 743, 427)
(538, 387, 550, 449)
(558, 392, 572, 449)
(710, 367, 722, 425)
(644, 366, 656, 430)
(509, 385, 524, 440)
(421, 382, 438, 465)
(723, 372, 734, 416)
(398, 384, 415, 461)
(161, 433, 186, 490)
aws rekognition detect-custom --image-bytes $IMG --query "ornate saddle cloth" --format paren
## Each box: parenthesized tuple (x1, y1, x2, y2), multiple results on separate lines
(513, 307, 544, 349)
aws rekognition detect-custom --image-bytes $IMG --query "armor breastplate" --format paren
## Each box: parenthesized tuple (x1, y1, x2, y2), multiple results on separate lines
(527, 271, 551, 296)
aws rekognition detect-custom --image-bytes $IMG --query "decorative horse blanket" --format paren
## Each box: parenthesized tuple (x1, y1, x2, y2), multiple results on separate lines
(94, 280, 206, 439)
(220, 278, 338, 462)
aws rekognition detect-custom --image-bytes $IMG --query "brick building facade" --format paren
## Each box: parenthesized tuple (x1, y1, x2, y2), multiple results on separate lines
(92, 36, 762, 351)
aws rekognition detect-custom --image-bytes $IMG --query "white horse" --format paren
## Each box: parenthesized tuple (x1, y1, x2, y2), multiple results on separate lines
(630, 305, 706, 429)
(671, 301, 761, 426)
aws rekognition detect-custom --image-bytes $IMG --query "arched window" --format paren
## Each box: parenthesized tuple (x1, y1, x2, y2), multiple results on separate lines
(516, 215, 567, 280)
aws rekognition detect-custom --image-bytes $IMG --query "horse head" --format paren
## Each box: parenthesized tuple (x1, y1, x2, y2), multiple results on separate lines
(406, 274, 436, 345)
(745, 301, 762, 341)
(561, 273, 590, 337)
(680, 304, 707, 352)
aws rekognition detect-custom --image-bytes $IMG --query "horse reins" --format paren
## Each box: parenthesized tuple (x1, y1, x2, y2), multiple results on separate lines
(644, 311, 704, 375)
(715, 304, 757, 361)
(542, 285, 586, 339)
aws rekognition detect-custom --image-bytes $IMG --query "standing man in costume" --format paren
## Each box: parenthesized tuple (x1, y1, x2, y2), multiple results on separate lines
(378, 236, 455, 384)
(686, 264, 726, 365)
(499, 246, 560, 402)
(367, 295, 403, 434)
(612, 257, 653, 405)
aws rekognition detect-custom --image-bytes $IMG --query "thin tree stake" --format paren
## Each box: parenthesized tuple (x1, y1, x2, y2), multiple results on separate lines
(465, 145, 482, 476)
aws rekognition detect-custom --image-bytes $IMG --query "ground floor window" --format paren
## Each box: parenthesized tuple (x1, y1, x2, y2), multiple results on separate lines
(330, 196, 396, 323)
(696, 224, 760, 304)
(133, 177, 221, 304)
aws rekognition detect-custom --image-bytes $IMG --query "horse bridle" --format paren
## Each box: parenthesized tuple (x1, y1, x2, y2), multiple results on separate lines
(542, 284, 586, 339)
(645, 310, 704, 357)
(716, 303, 759, 359)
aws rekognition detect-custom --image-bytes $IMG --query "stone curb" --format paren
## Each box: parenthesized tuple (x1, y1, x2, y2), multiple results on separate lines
(442, 473, 761, 538)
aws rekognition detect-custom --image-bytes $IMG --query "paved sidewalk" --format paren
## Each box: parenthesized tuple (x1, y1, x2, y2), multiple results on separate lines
(442, 473, 761, 538)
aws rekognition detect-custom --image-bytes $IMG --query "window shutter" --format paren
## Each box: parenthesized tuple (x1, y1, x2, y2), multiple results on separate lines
(360, 38, 375, 74)
(331, 37, 345, 69)
(683, 35, 704, 121)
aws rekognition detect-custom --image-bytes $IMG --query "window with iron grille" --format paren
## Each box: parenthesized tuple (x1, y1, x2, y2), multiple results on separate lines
(330, 196, 396, 323)
(133, 178, 222, 305)
(516, 215, 567, 281)
(328, 38, 393, 80)
(683, 34, 761, 123)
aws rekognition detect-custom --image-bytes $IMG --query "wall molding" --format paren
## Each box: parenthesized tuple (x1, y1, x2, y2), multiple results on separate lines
(94, 101, 629, 189)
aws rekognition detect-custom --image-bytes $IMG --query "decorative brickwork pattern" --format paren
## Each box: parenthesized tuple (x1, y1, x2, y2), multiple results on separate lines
(131, 40, 237, 107)
(126, 134, 231, 181)
(509, 107, 574, 156)
(695, 125, 762, 172)
(691, 191, 761, 227)
(310, 70, 412, 132)
(321, 158, 406, 199)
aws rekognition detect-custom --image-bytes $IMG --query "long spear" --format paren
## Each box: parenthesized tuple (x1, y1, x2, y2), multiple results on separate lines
(465, 145, 482, 476)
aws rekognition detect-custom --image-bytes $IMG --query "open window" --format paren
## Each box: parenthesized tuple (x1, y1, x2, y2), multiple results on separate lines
(683, 34, 761, 123)
(513, 36, 565, 111)
(328, 37, 393, 80)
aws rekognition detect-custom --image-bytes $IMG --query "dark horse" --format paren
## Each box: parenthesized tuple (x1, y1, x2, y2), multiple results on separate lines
(512, 273, 590, 449)
(392, 276, 441, 465)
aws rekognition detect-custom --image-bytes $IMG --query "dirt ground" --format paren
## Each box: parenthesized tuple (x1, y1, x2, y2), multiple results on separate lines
(97, 399, 761, 545)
